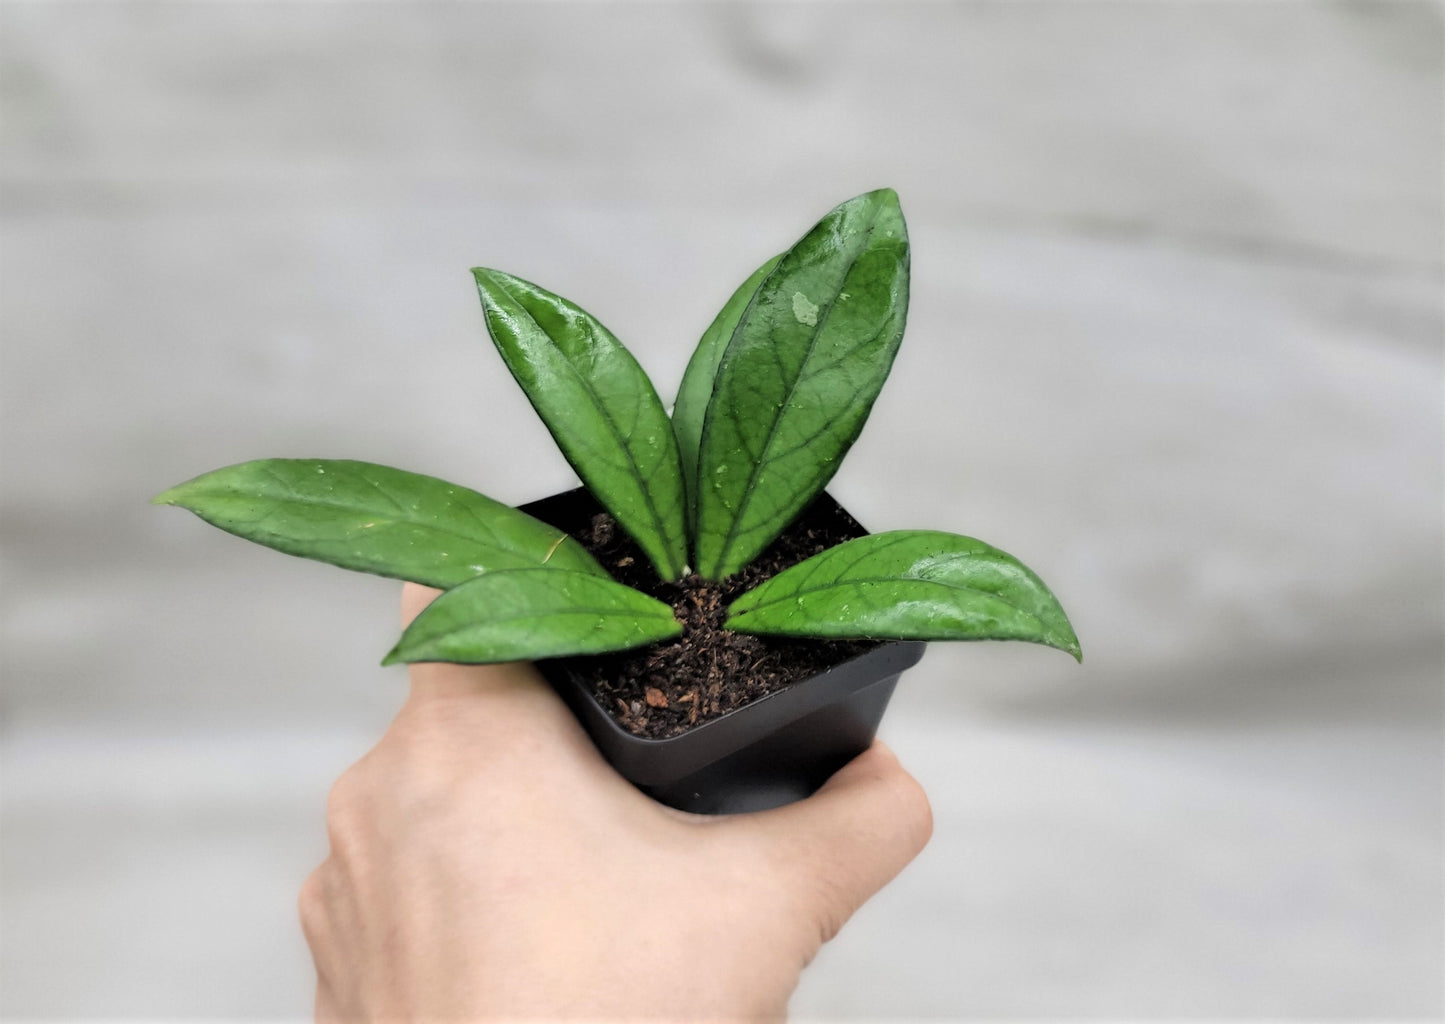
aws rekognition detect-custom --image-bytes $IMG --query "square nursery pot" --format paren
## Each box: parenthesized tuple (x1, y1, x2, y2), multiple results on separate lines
(518, 488, 927, 815)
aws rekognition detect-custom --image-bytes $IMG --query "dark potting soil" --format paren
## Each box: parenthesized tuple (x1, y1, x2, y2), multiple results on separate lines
(540, 494, 878, 739)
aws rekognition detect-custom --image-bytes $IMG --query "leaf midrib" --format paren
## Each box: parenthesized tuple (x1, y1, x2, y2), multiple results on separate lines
(414, 604, 676, 635)
(204, 489, 549, 560)
(719, 341, 896, 554)
(491, 274, 681, 576)
(733, 574, 1051, 630)
(707, 218, 879, 575)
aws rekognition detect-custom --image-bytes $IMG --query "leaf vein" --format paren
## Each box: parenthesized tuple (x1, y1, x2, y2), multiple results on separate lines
(711, 220, 879, 571)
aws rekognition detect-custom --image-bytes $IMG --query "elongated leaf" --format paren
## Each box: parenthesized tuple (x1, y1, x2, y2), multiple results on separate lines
(672, 254, 782, 528)
(474, 269, 688, 580)
(694, 189, 910, 579)
(382, 568, 680, 664)
(154, 459, 605, 588)
(726, 531, 1081, 660)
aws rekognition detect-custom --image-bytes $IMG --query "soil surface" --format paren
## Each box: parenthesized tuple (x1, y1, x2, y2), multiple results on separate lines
(532, 491, 878, 739)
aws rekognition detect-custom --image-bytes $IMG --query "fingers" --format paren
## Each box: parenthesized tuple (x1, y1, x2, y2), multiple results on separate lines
(397, 581, 549, 703)
(393, 583, 600, 763)
(738, 741, 933, 944)
(399, 580, 443, 629)
(384, 583, 647, 814)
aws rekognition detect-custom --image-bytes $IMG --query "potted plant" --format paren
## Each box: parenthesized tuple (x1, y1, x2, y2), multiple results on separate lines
(155, 189, 1080, 814)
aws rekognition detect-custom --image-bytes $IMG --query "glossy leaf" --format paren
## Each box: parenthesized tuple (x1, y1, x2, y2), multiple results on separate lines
(153, 459, 605, 588)
(382, 568, 680, 665)
(672, 254, 782, 528)
(725, 531, 1081, 660)
(474, 269, 689, 580)
(694, 189, 910, 579)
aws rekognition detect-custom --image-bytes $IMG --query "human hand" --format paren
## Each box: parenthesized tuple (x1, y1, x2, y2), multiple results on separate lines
(299, 582, 932, 1021)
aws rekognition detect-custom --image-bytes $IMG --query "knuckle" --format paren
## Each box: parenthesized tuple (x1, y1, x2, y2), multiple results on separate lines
(858, 751, 934, 853)
(324, 763, 375, 854)
(395, 694, 485, 748)
(757, 834, 854, 939)
(325, 762, 367, 818)
(811, 898, 851, 948)
(297, 866, 328, 943)
(891, 769, 934, 852)
(798, 863, 855, 946)
(345, 718, 469, 826)
(394, 697, 455, 742)
(319, 698, 501, 862)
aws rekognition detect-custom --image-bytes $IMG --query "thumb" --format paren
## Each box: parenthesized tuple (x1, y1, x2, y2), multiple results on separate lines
(740, 741, 933, 945)
(392, 581, 641, 793)
(396, 581, 550, 705)
(398, 579, 442, 629)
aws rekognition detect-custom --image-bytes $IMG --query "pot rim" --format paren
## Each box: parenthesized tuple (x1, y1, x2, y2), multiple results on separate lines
(539, 638, 925, 784)
(544, 638, 925, 750)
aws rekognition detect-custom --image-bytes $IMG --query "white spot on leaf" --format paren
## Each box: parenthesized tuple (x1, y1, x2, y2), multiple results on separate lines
(791, 291, 819, 327)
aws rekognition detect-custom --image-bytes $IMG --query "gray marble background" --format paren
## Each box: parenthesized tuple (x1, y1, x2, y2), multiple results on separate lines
(2, 2, 1441, 1018)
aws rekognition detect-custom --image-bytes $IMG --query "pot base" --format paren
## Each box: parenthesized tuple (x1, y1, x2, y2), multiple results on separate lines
(635, 674, 902, 815)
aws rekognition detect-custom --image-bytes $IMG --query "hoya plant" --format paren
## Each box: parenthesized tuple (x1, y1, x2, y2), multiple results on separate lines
(156, 189, 1080, 682)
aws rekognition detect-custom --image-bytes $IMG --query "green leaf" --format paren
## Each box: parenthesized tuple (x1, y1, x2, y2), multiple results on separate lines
(672, 254, 782, 529)
(153, 459, 605, 588)
(725, 531, 1081, 661)
(382, 568, 680, 665)
(473, 268, 689, 581)
(694, 189, 910, 579)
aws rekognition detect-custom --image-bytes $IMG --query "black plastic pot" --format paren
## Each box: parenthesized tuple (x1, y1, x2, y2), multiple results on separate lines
(518, 489, 927, 815)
